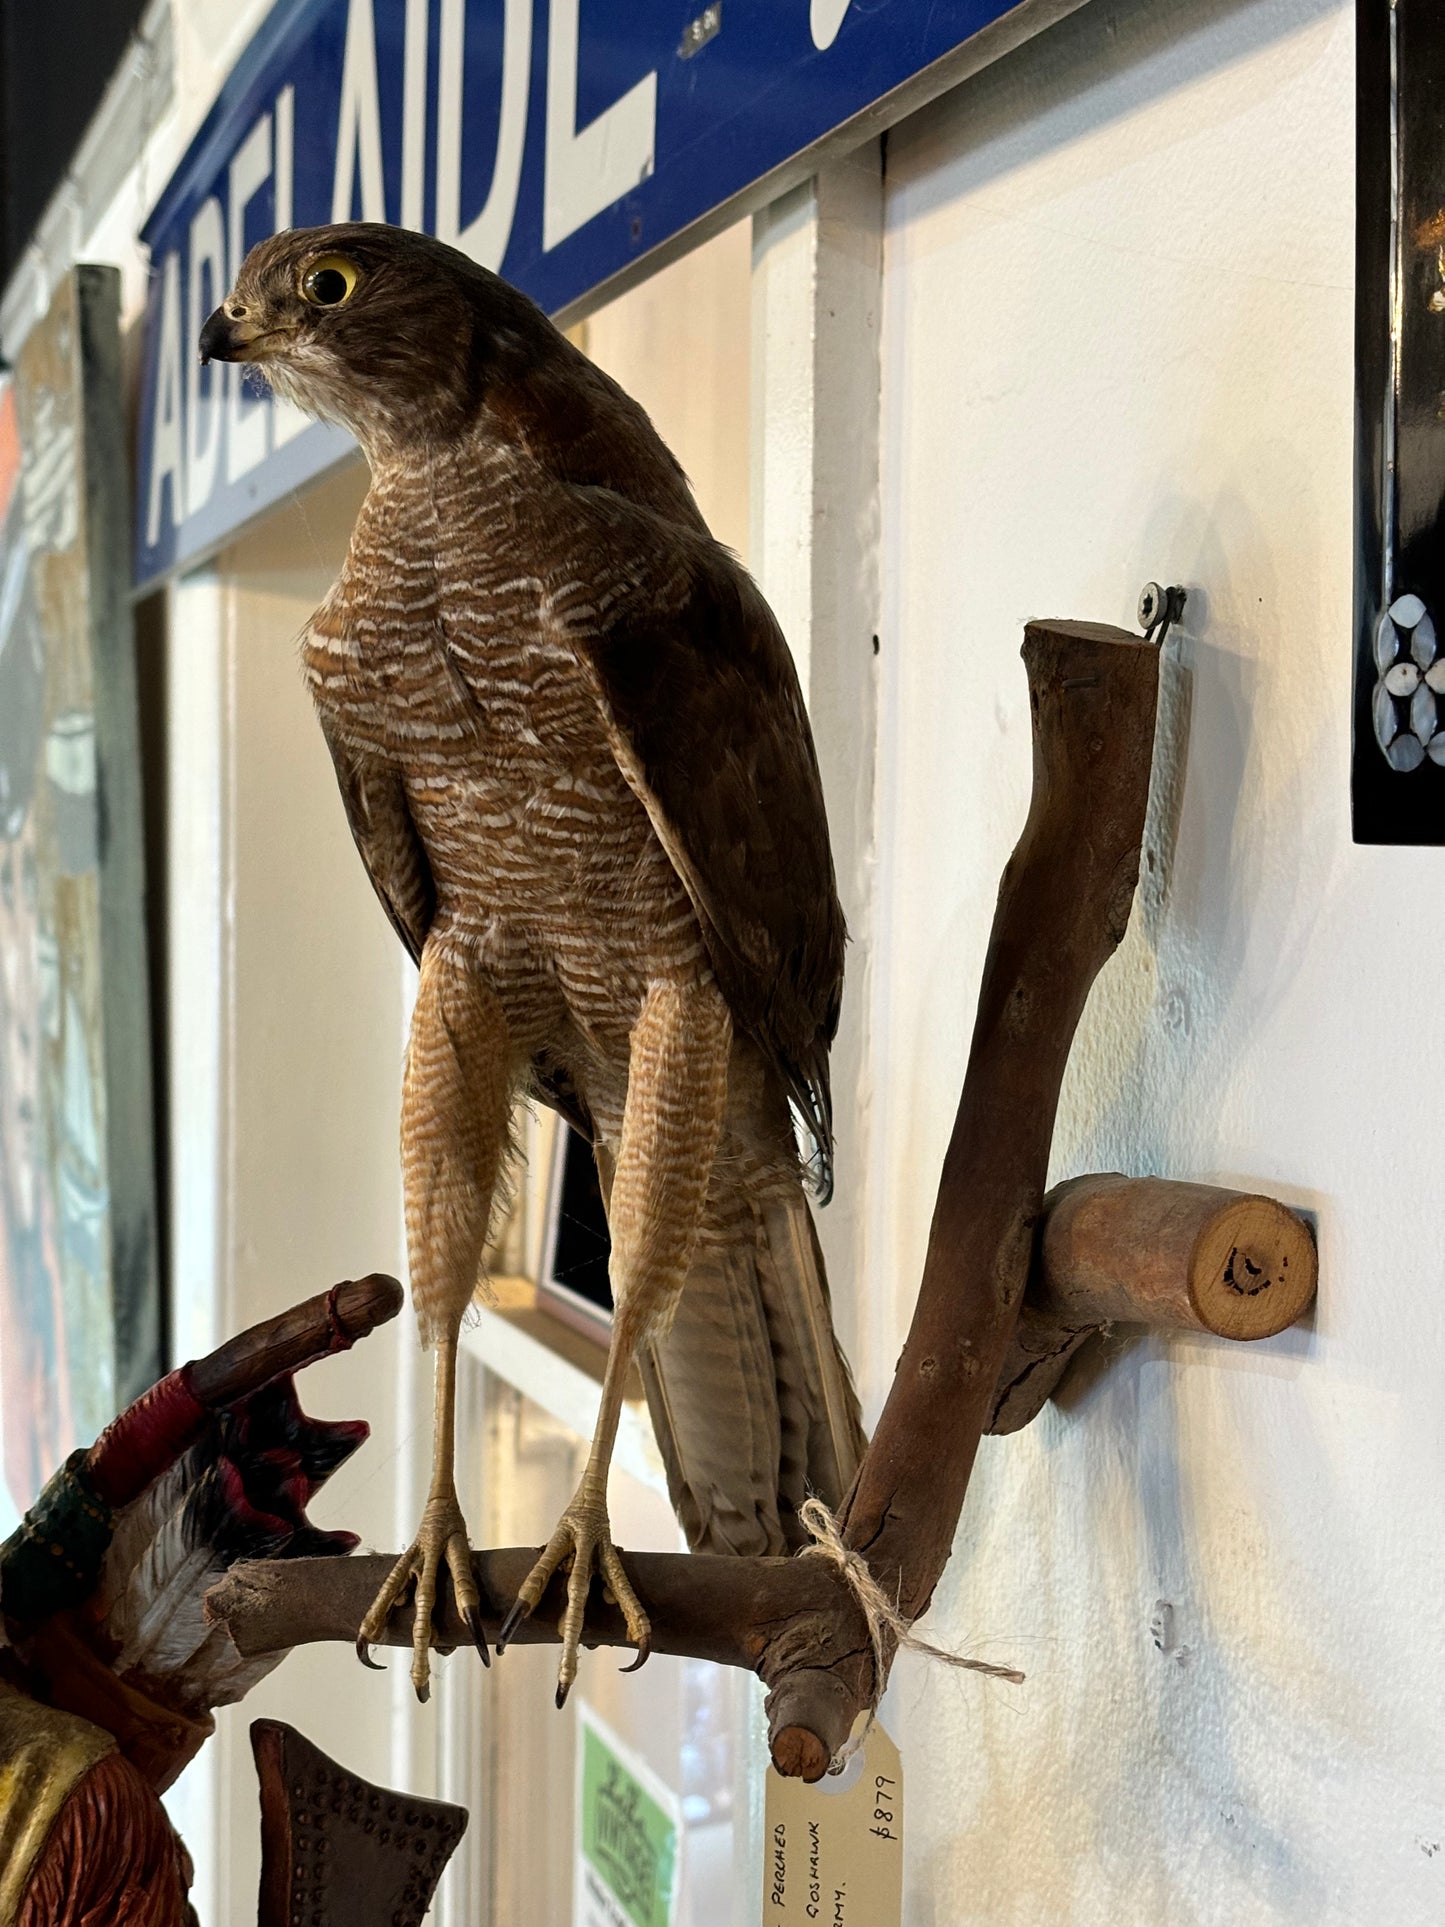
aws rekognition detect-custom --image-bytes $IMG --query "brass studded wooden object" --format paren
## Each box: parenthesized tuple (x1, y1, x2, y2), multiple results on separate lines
(252, 1719, 467, 1927)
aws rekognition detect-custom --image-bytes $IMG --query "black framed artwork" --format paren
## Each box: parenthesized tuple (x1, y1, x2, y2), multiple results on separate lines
(1354, 0, 1445, 841)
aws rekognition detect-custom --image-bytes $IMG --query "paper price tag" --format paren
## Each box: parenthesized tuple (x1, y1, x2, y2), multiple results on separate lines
(762, 1722, 903, 1926)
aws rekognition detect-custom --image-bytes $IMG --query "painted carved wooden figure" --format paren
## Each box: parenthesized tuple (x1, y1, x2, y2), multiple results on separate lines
(0, 1276, 403, 1924)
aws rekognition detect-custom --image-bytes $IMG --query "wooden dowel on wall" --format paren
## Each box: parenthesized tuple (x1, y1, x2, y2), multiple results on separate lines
(988, 1175, 1317, 1433)
(1036, 1173, 1317, 1337)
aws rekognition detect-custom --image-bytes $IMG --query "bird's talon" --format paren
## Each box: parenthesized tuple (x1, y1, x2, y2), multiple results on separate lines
(462, 1604, 491, 1665)
(359, 1501, 480, 1702)
(497, 1597, 531, 1653)
(356, 1637, 385, 1671)
(513, 1499, 649, 1702)
(619, 1636, 651, 1675)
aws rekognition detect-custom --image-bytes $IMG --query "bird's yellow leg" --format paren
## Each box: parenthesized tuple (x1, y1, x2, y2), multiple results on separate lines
(357, 939, 510, 1700)
(357, 1320, 484, 1700)
(499, 980, 732, 1704)
(498, 1310, 650, 1706)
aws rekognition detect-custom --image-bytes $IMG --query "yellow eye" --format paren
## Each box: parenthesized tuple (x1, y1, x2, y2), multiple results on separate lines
(300, 254, 360, 308)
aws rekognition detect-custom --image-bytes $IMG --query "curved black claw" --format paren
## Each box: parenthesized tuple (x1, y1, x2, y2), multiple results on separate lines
(618, 1634, 651, 1676)
(496, 1595, 531, 1655)
(361, 1504, 481, 1697)
(462, 1603, 492, 1667)
(555, 1677, 572, 1711)
(356, 1636, 385, 1671)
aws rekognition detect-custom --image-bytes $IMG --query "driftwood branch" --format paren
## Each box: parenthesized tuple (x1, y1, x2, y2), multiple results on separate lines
(209, 1170, 1321, 1751)
(209, 1549, 854, 1672)
(205, 620, 1315, 1782)
(202, 1177, 1320, 1686)
(764, 618, 1163, 1772)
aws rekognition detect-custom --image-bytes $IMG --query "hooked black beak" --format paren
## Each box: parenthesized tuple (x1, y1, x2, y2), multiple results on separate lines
(201, 308, 243, 364)
(198, 305, 281, 366)
(198, 307, 239, 366)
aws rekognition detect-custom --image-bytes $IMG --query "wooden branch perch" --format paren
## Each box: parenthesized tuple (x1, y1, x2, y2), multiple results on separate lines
(209, 1548, 847, 1672)
(208, 1141, 1320, 1729)
(209, 1166, 1318, 1775)
(208, 618, 1175, 1779)
(203, 1185, 1316, 1626)
(762, 618, 1163, 1772)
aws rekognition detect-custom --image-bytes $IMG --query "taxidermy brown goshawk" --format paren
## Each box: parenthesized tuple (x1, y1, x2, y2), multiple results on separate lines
(199, 222, 865, 1702)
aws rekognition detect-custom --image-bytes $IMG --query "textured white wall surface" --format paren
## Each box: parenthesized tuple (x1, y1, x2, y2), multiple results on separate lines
(869, 1, 1445, 1921)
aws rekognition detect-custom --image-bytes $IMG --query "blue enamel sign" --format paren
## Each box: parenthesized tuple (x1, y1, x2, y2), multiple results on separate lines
(136, 0, 1064, 585)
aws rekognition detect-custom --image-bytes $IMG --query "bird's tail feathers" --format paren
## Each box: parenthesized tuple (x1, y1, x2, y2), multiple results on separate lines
(755, 1191, 865, 1541)
(639, 1180, 865, 1557)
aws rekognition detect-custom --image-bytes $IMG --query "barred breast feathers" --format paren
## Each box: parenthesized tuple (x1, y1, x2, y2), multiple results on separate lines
(302, 444, 712, 1080)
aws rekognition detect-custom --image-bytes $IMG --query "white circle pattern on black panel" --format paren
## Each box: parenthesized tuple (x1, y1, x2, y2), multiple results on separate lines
(1373, 594, 1445, 770)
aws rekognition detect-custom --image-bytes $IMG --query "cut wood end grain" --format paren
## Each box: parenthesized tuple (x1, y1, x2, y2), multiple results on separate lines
(1188, 1194, 1317, 1340)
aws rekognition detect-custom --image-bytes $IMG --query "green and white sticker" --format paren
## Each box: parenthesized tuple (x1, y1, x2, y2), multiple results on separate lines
(575, 1702, 682, 1927)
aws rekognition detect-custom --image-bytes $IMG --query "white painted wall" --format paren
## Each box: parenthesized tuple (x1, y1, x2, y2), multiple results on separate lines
(866, 1, 1445, 1921)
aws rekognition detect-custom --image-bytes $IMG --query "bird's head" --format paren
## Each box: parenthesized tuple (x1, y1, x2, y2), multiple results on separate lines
(199, 222, 547, 455)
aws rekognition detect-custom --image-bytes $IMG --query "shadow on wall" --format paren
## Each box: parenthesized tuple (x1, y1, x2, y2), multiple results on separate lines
(907, 1335, 1397, 1927)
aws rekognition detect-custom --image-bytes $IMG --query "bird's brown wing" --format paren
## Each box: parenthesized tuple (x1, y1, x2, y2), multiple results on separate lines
(317, 715, 594, 1137)
(318, 714, 434, 965)
(552, 489, 846, 1194)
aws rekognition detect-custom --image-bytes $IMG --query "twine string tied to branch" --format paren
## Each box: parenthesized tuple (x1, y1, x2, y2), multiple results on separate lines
(798, 1496, 1025, 1771)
